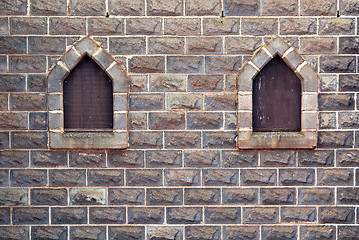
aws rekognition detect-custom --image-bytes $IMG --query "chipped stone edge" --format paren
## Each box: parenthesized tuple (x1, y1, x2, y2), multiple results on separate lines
(47, 36, 129, 149)
(236, 36, 318, 150)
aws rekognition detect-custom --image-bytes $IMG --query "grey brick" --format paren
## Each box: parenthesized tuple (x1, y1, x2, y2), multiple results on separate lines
(262, 0, 298, 15)
(186, 226, 221, 240)
(300, 226, 336, 240)
(31, 150, 67, 168)
(130, 75, 147, 92)
(184, 188, 220, 205)
(128, 207, 164, 224)
(29, 112, 47, 130)
(146, 188, 182, 205)
(164, 18, 201, 35)
(205, 207, 240, 224)
(108, 188, 145, 205)
(299, 188, 334, 205)
(50, 169, 86, 187)
(89, 207, 126, 224)
(0, 0, 27, 15)
(129, 56, 165, 73)
(0, 227, 29, 240)
(319, 207, 355, 224)
(149, 74, 186, 92)
(0, 170, 8, 187)
(10, 169, 47, 187)
(149, 112, 185, 130)
(339, 74, 359, 91)
(109, 0, 145, 15)
(223, 226, 259, 240)
(0, 18, 8, 35)
(280, 169, 315, 186)
(205, 56, 241, 73)
(89, 18, 124, 35)
(9, 55, 46, 73)
(70, 227, 106, 240)
(11, 132, 48, 149)
(339, 112, 359, 129)
(146, 150, 182, 167)
(149, 37, 185, 54)
(28, 74, 46, 92)
(241, 18, 278, 35)
(224, 0, 259, 15)
(338, 226, 359, 240)
(241, 169, 277, 186)
(110, 37, 145, 55)
(187, 112, 223, 129)
(318, 168, 353, 186)
(31, 188, 67, 205)
(0, 151, 29, 168)
(109, 226, 145, 240)
(69, 0, 106, 16)
(319, 112, 336, 129)
(31, 0, 67, 15)
(129, 131, 163, 149)
(165, 169, 201, 186)
(0, 132, 9, 149)
(0, 207, 10, 224)
(10, 93, 46, 111)
(300, 37, 337, 54)
(69, 151, 106, 168)
(318, 131, 354, 148)
(260, 151, 296, 167)
(0, 188, 28, 205)
(186, 0, 221, 15)
(203, 18, 240, 35)
(184, 150, 220, 167)
(0, 94, 7, 110)
(0, 56, 6, 73)
(320, 55, 356, 73)
(29, 37, 66, 54)
(13, 207, 48, 225)
(280, 18, 317, 35)
(88, 169, 124, 186)
(126, 18, 162, 35)
(188, 74, 224, 92)
(205, 93, 236, 110)
(337, 150, 359, 167)
(0, 112, 27, 130)
(148, 226, 183, 240)
(167, 56, 204, 73)
(337, 187, 359, 204)
(70, 188, 106, 205)
(203, 131, 236, 149)
(243, 207, 278, 224)
(10, 17, 47, 35)
(319, 18, 355, 35)
(222, 151, 258, 167)
(339, 37, 359, 54)
(108, 150, 144, 168)
(318, 93, 355, 110)
(31, 226, 67, 240)
(129, 93, 164, 111)
(203, 169, 239, 186)
(281, 207, 316, 223)
(165, 131, 201, 149)
(147, 0, 183, 16)
(0, 36, 26, 54)
(260, 188, 296, 205)
(222, 188, 258, 205)
(167, 207, 202, 224)
(127, 169, 162, 186)
(50, 18, 86, 35)
(262, 227, 297, 240)
(320, 75, 337, 92)
(301, 0, 337, 15)
(226, 37, 262, 54)
(187, 37, 223, 54)
(51, 207, 87, 224)
(167, 93, 203, 110)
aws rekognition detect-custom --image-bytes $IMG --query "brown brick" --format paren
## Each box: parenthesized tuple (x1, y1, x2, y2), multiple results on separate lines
(241, 18, 278, 35)
(109, 0, 145, 16)
(147, 0, 183, 16)
(165, 169, 201, 186)
(281, 207, 316, 223)
(165, 131, 201, 149)
(129, 131, 163, 149)
(280, 18, 317, 35)
(203, 18, 240, 35)
(185, 188, 220, 205)
(241, 169, 277, 186)
(164, 18, 201, 35)
(127, 169, 162, 186)
(126, 18, 162, 35)
(243, 207, 278, 224)
(222, 188, 258, 205)
(185, 226, 221, 240)
(260, 188, 296, 205)
(187, 112, 223, 130)
(301, 0, 337, 15)
(108, 188, 145, 205)
(205, 207, 240, 224)
(129, 56, 165, 73)
(300, 37, 337, 54)
(319, 207, 355, 224)
(299, 188, 335, 205)
(203, 169, 239, 186)
(262, 0, 298, 15)
(167, 207, 202, 224)
(224, 0, 260, 16)
(187, 37, 223, 54)
(223, 226, 259, 240)
(108, 150, 144, 168)
(148, 37, 185, 54)
(146, 188, 183, 205)
(129, 112, 147, 130)
(300, 226, 336, 240)
(128, 207, 164, 224)
(185, 150, 220, 167)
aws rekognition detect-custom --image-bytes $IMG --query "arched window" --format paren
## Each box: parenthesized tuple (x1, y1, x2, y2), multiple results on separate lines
(237, 36, 318, 149)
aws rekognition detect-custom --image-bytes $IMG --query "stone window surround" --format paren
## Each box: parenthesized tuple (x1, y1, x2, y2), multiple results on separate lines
(237, 36, 318, 149)
(47, 36, 129, 149)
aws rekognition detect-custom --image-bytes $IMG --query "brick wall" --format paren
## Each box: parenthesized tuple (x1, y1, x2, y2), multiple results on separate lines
(0, 0, 359, 239)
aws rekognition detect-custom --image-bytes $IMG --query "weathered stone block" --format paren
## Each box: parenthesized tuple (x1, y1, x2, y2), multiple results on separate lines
(319, 93, 354, 110)
(0, 0, 27, 15)
(127, 169, 162, 186)
(243, 207, 278, 224)
(31, 150, 67, 167)
(130, 75, 147, 92)
(10, 17, 47, 35)
(0, 18, 8, 34)
(31, 0, 67, 15)
(339, 37, 359, 54)
(223, 226, 259, 240)
(168, 93, 202, 110)
(0, 37, 26, 54)
(0, 188, 28, 205)
(127, 18, 162, 35)
(281, 207, 316, 223)
(280, 18, 317, 35)
(337, 150, 359, 167)
(222, 188, 258, 205)
(164, 18, 201, 35)
(109, 226, 145, 240)
(205, 56, 241, 73)
(149, 74, 186, 92)
(70, 188, 106, 205)
(108, 188, 145, 205)
(280, 169, 315, 186)
(241, 18, 278, 35)
(320, 75, 337, 92)
(130, 94, 164, 111)
(129, 131, 163, 149)
(89, 18, 124, 35)
(0, 74, 25, 92)
(187, 112, 223, 130)
(129, 56, 165, 73)
(260, 150, 296, 167)
(318, 168, 353, 186)
(149, 112, 185, 130)
(187, 37, 222, 54)
(165, 169, 201, 186)
(301, 0, 336, 15)
(222, 151, 258, 168)
(147, 0, 182, 16)
(262, 0, 298, 15)
(320, 55, 356, 73)
(188, 75, 223, 92)
(29, 112, 47, 130)
(10, 169, 47, 187)
(31, 188, 67, 205)
(10, 55, 46, 73)
(11, 93, 46, 111)
(110, 37, 146, 54)
(0, 151, 29, 168)
(319, 18, 355, 35)
(184, 150, 220, 167)
(300, 37, 337, 54)
(147, 227, 183, 240)
(0, 132, 9, 149)
(241, 169, 277, 186)
(0, 56, 6, 73)
(319, 112, 336, 129)
(69, 0, 105, 16)
(109, 0, 145, 15)
(167, 56, 204, 73)
(69, 151, 105, 168)
(32, 226, 67, 240)
(11, 132, 48, 149)
(203, 169, 239, 186)
(337, 187, 359, 204)
(165, 131, 201, 149)
(167, 207, 202, 224)
(29, 37, 66, 55)
(50, 169, 86, 187)
(339, 74, 359, 91)
(298, 150, 334, 166)
(226, 37, 262, 54)
(260, 188, 296, 205)
(339, 112, 359, 129)
(70, 227, 106, 240)
(205, 207, 240, 224)
(224, 0, 260, 15)
(88, 170, 124, 186)
(318, 131, 353, 148)
(108, 150, 144, 168)
(205, 93, 236, 110)
(185, 226, 221, 240)
(203, 131, 236, 149)
(319, 207, 355, 224)
(50, 18, 86, 35)
(185, 188, 220, 205)
(0, 112, 27, 130)
(13, 207, 48, 225)
(0, 170, 8, 187)
(146, 150, 182, 167)
(149, 37, 185, 54)
(128, 207, 164, 224)
(0, 227, 29, 240)
(186, 0, 221, 15)
(89, 207, 125, 224)
(51, 207, 87, 224)
(203, 18, 240, 36)
(0, 94, 7, 110)
(262, 226, 297, 240)
(147, 188, 183, 205)
(338, 226, 359, 240)
(299, 188, 334, 205)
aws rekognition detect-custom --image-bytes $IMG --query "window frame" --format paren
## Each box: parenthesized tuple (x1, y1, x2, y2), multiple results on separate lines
(47, 37, 128, 149)
(236, 36, 318, 149)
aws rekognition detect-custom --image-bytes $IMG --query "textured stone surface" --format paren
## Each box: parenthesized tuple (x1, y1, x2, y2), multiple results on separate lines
(147, 0, 182, 16)
(203, 131, 236, 149)
(299, 188, 334, 205)
(70, 227, 106, 240)
(165, 169, 201, 186)
(69, 0, 106, 15)
(148, 227, 183, 240)
(205, 93, 236, 110)
(260, 151, 296, 167)
(51, 207, 87, 224)
(88, 18, 124, 35)
(147, 188, 182, 205)
(320, 56, 356, 73)
(186, 0, 221, 15)
(127, 18, 162, 35)
(31, 150, 67, 167)
(149, 112, 185, 130)
(262, 0, 298, 15)
(167, 207, 202, 224)
(110, 37, 145, 54)
(280, 18, 317, 35)
(0, 227, 29, 240)
(187, 112, 223, 129)
(11, 17, 47, 35)
(11, 132, 48, 149)
(31, 188, 67, 205)
(224, 0, 260, 16)
(129, 131, 163, 149)
(203, 169, 239, 186)
(31, 0, 67, 15)
(300, 37, 337, 54)
(338, 226, 359, 240)
(164, 18, 201, 35)
(340, 74, 359, 91)
(319, 207, 355, 224)
(0, 188, 28, 205)
(301, 0, 336, 15)
(10, 93, 46, 111)
(89, 207, 126, 224)
(226, 37, 262, 54)
(128, 207, 164, 224)
(319, 93, 354, 110)
(109, 188, 145, 205)
(69, 151, 106, 168)
(108, 150, 144, 168)
(243, 207, 278, 224)
(31, 226, 67, 240)
(261, 188, 296, 205)
(130, 94, 164, 111)
(318, 131, 354, 148)
(185, 226, 221, 240)
(13, 207, 48, 224)
(298, 150, 334, 166)
(109, 226, 145, 240)
(146, 150, 182, 167)
(187, 37, 223, 54)
(165, 131, 201, 149)
(10, 56, 46, 73)
(184, 150, 220, 167)
(0, 170, 8, 187)
(223, 226, 259, 240)
(319, 18, 355, 35)
(262, 226, 297, 240)
(222, 188, 258, 205)
(337, 150, 359, 167)
(319, 112, 336, 129)
(280, 169, 315, 186)
(337, 187, 359, 204)
(0, 0, 27, 15)
(339, 37, 359, 54)
(88, 170, 124, 186)
(50, 169, 86, 187)
(109, 0, 145, 15)
(167, 56, 204, 73)
(10, 169, 47, 187)
(318, 169, 353, 186)
(0, 151, 29, 168)
(50, 18, 86, 35)
(241, 169, 277, 186)
(149, 38, 185, 54)
(281, 207, 316, 223)
(205, 207, 240, 224)
(241, 18, 278, 35)
(129, 56, 165, 73)
(127, 169, 162, 186)
(0, 112, 28, 130)
(168, 93, 202, 110)
(185, 188, 220, 205)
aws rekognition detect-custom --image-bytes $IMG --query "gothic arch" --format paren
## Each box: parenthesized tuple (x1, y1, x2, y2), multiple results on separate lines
(47, 36, 129, 149)
(237, 36, 318, 149)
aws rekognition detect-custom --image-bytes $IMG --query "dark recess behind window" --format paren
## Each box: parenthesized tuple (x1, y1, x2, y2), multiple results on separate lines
(252, 56, 301, 132)
(63, 56, 113, 130)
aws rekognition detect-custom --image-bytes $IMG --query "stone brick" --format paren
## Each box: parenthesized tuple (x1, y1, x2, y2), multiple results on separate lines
(131, 75, 148, 93)
(146, 150, 182, 167)
(148, 227, 183, 240)
(280, 169, 315, 186)
(186, 0, 221, 15)
(338, 187, 359, 204)
(319, 207, 355, 224)
(319, 18, 355, 35)
(130, 94, 164, 111)
(0, 74, 25, 92)
(203, 169, 239, 186)
(31, 150, 67, 168)
(301, 0, 337, 15)
(110, 37, 145, 54)
(149, 74, 186, 92)
(50, 18, 86, 35)
(88, 170, 124, 186)
(260, 150, 296, 167)
(127, 169, 162, 186)
(0, 0, 26, 15)
(129, 56, 165, 73)
(31, 0, 67, 15)
(205, 207, 240, 224)
(109, 0, 145, 15)
(241, 18, 278, 35)
(11, 132, 48, 149)
(13, 207, 48, 225)
(0, 18, 8, 34)
(223, 226, 259, 240)
(280, 18, 317, 35)
(167, 93, 202, 110)
(29, 112, 47, 130)
(147, 188, 182, 205)
(184, 150, 220, 167)
(0, 227, 29, 240)
(70, 188, 106, 205)
(108, 150, 144, 168)
(0, 36, 26, 54)
(10, 93, 46, 111)
(127, 18, 162, 35)
(109, 226, 145, 240)
(224, 0, 260, 15)
(0, 56, 6, 73)
(185, 226, 221, 240)
(262, 227, 297, 240)
(339, 37, 359, 54)
(226, 37, 262, 54)
(0, 151, 29, 168)
(222, 151, 258, 168)
(339, 74, 359, 91)
(319, 112, 336, 129)
(299, 188, 334, 205)
(165, 169, 201, 186)
(129, 131, 163, 149)
(51, 207, 87, 224)
(10, 169, 47, 187)
(338, 226, 359, 240)
(339, 112, 359, 129)
(241, 169, 277, 186)
(203, 131, 236, 149)
(149, 112, 185, 130)
(243, 207, 278, 224)
(298, 150, 334, 166)
(149, 37, 185, 54)
(187, 37, 223, 54)
(203, 18, 240, 35)
(69, 0, 105, 15)
(147, 0, 182, 16)
(167, 56, 204, 73)
(318, 168, 353, 186)
(129, 112, 147, 130)
(165, 131, 201, 149)
(167, 207, 202, 224)
(188, 75, 224, 92)
(205, 93, 236, 111)
(0, 170, 8, 187)
(320, 75, 337, 92)
(0, 188, 28, 205)
(262, 0, 298, 15)
(318, 131, 353, 148)
(128, 207, 164, 224)
(340, 0, 359, 15)
(50, 169, 86, 187)
(70, 226, 106, 240)
(29, 37, 66, 55)
(205, 56, 241, 73)
(31, 188, 67, 205)
(164, 18, 201, 35)
(88, 18, 123, 35)
(32, 226, 67, 240)
(108, 188, 145, 205)
(89, 207, 125, 224)
(187, 112, 223, 130)
(184, 188, 220, 205)
(9, 55, 46, 73)
(281, 207, 316, 223)
(222, 188, 258, 205)
(0, 112, 28, 130)
(69, 151, 105, 168)
(300, 37, 337, 54)
(319, 93, 354, 110)
(0, 132, 8, 149)
(337, 150, 359, 167)
(260, 188, 296, 205)
(0, 94, 7, 111)
(320, 55, 356, 73)
(10, 17, 47, 35)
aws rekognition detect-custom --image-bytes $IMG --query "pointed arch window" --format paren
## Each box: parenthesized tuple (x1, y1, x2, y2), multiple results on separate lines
(47, 37, 128, 149)
(237, 36, 318, 149)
